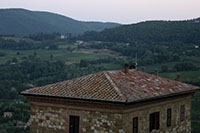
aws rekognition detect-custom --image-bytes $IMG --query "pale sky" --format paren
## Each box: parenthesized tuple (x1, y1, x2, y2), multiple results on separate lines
(0, 0, 200, 24)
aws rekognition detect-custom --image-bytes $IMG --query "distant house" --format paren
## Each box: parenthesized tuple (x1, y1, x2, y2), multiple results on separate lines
(3, 112, 12, 118)
(75, 40, 84, 45)
(60, 35, 65, 39)
(21, 65, 199, 133)
(16, 121, 26, 128)
(15, 100, 24, 104)
(10, 87, 17, 92)
(26, 83, 34, 88)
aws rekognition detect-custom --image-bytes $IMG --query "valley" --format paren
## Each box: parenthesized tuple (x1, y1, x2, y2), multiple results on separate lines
(0, 13, 200, 132)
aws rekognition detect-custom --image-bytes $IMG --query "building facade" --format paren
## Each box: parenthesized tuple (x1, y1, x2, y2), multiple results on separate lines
(22, 68, 199, 133)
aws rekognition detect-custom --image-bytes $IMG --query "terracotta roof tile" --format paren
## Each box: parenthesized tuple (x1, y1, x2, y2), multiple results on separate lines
(21, 70, 199, 103)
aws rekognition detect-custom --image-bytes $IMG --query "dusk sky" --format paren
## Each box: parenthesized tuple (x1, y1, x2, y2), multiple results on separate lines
(0, 0, 200, 24)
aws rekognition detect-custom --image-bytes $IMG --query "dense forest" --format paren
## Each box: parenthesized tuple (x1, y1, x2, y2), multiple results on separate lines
(78, 18, 200, 44)
(76, 19, 200, 68)
(0, 8, 120, 36)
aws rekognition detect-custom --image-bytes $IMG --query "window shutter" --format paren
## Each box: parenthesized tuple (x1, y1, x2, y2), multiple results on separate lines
(133, 117, 138, 133)
(69, 115, 80, 133)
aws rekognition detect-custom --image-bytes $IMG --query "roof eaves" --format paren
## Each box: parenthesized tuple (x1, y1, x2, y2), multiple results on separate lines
(127, 88, 200, 104)
(20, 92, 126, 104)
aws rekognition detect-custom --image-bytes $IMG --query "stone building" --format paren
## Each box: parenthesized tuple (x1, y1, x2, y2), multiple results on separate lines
(3, 112, 12, 118)
(21, 67, 199, 133)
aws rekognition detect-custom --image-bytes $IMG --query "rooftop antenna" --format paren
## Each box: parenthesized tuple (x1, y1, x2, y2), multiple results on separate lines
(135, 53, 138, 70)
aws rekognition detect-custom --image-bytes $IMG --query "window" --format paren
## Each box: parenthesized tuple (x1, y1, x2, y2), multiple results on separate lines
(180, 105, 185, 121)
(133, 117, 138, 133)
(69, 115, 80, 133)
(149, 112, 160, 132)
(167, 108, 172, 127)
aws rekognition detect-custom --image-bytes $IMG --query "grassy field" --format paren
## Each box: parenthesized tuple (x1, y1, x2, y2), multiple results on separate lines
(160, 70, 200, 83)
(0, 49, 108, 64)
(1, 49, 200, 83)
(141, 62, 177, 73)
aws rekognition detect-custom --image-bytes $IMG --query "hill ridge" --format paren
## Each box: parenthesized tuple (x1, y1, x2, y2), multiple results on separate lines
(78, 17, 200, 44)
(0, 8, 120, 36)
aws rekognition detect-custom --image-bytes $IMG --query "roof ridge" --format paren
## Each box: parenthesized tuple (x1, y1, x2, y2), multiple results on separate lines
(104, 72, 127, 101)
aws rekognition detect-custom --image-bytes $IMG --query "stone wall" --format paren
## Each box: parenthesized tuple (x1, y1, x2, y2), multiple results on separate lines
(123, 95, 192, 133)
(30, 104, 124, 133)
(30, 105, 66, 133)
(28, 94, 192, 133)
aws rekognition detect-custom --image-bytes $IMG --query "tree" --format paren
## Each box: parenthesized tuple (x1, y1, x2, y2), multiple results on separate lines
(79, 60, 88, 67)
(33, 52, 37, 57)
(12, 57, 18, 63)
(161, 65, 169, 72)
(174, 62, 198, 72)
(0, 52, 5, 57)
(16, 52, 20, 55)
(50, 54, 53, 60)
(48, 44, 58, 50)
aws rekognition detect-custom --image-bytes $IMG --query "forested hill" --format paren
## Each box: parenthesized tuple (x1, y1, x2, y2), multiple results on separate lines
(78, 18, 200, 44)
(0, 8, 120, 36)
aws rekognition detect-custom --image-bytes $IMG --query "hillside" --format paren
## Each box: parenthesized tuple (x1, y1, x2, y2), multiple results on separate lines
(75, 18, 200, 69)
(0, 8, 120, 36)
(0, 25, 200, 132)
(79, 18, 200, 44)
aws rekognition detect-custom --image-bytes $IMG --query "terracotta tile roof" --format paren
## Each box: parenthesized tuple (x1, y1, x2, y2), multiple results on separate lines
(21, 70, 199, 103)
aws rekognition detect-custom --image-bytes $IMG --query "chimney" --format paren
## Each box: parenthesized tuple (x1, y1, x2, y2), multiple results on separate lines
(124, 63, 129, 73)
(141, 67, 145, 72)
(176, 73, 181, 82)
(154, 69, 159, 76)
(129, 64, 136, 69)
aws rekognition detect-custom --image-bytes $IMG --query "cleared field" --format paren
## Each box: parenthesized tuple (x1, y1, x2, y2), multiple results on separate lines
(141, 62, 178, 73)
(160, 70, 200, 83)
(0, 49, 107, 64)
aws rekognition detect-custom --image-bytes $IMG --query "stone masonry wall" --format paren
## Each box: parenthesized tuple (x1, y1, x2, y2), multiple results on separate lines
(30, 103, 124, 133)
(30, 105, 66, 133)
(28, 94, 192, 133)
(123, 95, 192, 133)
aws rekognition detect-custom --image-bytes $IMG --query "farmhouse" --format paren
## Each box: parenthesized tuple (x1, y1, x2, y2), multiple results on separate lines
(3, 112, 12, 118)
(21, 65, 199, 133)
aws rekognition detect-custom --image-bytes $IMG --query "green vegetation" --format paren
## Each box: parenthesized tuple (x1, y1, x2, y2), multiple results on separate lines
(0, 17, 200, 132)
(0, 33, 125, 132)
(77, 18, 200, 66)
(160, 71, 200, 85)
(79, 18, 200, 44)
(0, 100, 30, 132)
(0, 8, 120, 36)
(0, 49, 105, 64)
(192, 92, 200, 133)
